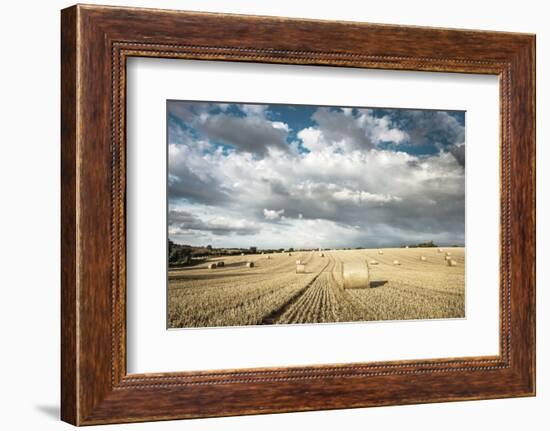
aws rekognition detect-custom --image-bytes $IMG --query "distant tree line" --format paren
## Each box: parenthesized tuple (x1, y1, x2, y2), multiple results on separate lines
(169, 239, 455, 266)
(168, 240, 192, 266)
(401, 241, 438, 248)
(168, 240, 290, 267)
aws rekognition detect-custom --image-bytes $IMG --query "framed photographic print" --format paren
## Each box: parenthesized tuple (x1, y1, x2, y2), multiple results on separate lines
(61, 4, 536, 425)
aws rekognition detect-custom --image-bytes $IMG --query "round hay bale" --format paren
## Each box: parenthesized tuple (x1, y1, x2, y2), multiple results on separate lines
(342, 260, 370, 288)
(241, 252, 245, 256)
(287, 252, 292, 256)
(437, 248, 443, 253)
(216, 261, 224, 267)
(445, 251, 452, 256)
(378, 250, 384, 255)
(208, 263, 217, 269)
(246, 261, 254, 268)
(447, 259, 458, 267)
(369, 260, 378, 265)
(265, 255, 271, 259)
(296, 264, 306, 274)
(319, 253, 325, 257)
(393, 260, 401, 265)
(420, 256, 427, 261)
(444, 255, 452, 261)
(295, 260, 302, 265)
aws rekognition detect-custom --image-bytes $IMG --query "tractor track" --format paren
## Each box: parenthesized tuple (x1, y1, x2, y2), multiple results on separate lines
(260, 258, 332, 325)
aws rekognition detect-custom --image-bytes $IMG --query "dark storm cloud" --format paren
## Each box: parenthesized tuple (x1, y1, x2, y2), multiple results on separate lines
(311, 108, 375, 150)
(169, 210, 260, 236)
(168, 101, 228, 123)
(199, 114, 290, 157)
(258, 180, 463, 240)
(261, 177, 291, 197)
(168, 163, 229, 205)
(448, 143, 466, 167)
(386, 109, 465, 146)
(379, 109, 466, 167)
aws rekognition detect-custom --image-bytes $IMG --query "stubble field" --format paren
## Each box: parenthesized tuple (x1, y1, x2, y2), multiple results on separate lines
(167, 247, 465, 328)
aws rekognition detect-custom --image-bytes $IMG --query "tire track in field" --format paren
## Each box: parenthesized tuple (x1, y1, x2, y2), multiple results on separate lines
(274, 255, 340, 324)
(260, 257, 331, 324)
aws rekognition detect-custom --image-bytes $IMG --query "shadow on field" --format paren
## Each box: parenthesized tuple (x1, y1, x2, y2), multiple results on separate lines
(343, 280, 388, 289)
(168, 272, 260, 281)
(219, 261, 254, 269)
(345, 280, 388, 290)
(370, 280, 389, 288)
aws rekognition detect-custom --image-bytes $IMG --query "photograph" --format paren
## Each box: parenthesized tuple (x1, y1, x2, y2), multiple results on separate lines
(167, 101, 466, 328)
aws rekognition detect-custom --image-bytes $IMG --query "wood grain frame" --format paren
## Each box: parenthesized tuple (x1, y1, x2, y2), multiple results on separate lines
(61, 4, 536, 426)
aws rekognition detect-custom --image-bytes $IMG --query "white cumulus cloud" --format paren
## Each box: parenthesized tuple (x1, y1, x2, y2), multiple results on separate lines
(263, 208, 285, 220)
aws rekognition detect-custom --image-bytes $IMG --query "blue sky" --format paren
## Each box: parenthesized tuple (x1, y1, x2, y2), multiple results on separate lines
(167, 101, 465, 249)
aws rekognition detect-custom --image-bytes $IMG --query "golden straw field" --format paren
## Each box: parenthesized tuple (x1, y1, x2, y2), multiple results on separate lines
(168, 247, 465, 328)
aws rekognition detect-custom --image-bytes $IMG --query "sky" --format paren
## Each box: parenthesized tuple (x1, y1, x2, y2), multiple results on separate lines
(167, 101, 465, 249)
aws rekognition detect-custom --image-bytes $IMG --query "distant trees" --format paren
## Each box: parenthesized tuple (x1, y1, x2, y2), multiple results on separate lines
(417, 240, 436, 248)
(168, 240, 191, 266)
(401, 241, 437, 248)
(168, 241, 346, 264)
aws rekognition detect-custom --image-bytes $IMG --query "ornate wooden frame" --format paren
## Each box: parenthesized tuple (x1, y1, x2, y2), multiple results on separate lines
(61, 4, 536, 425)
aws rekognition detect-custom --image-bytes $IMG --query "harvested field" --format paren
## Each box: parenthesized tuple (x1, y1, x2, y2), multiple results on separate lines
(168, 247, 465, 328)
